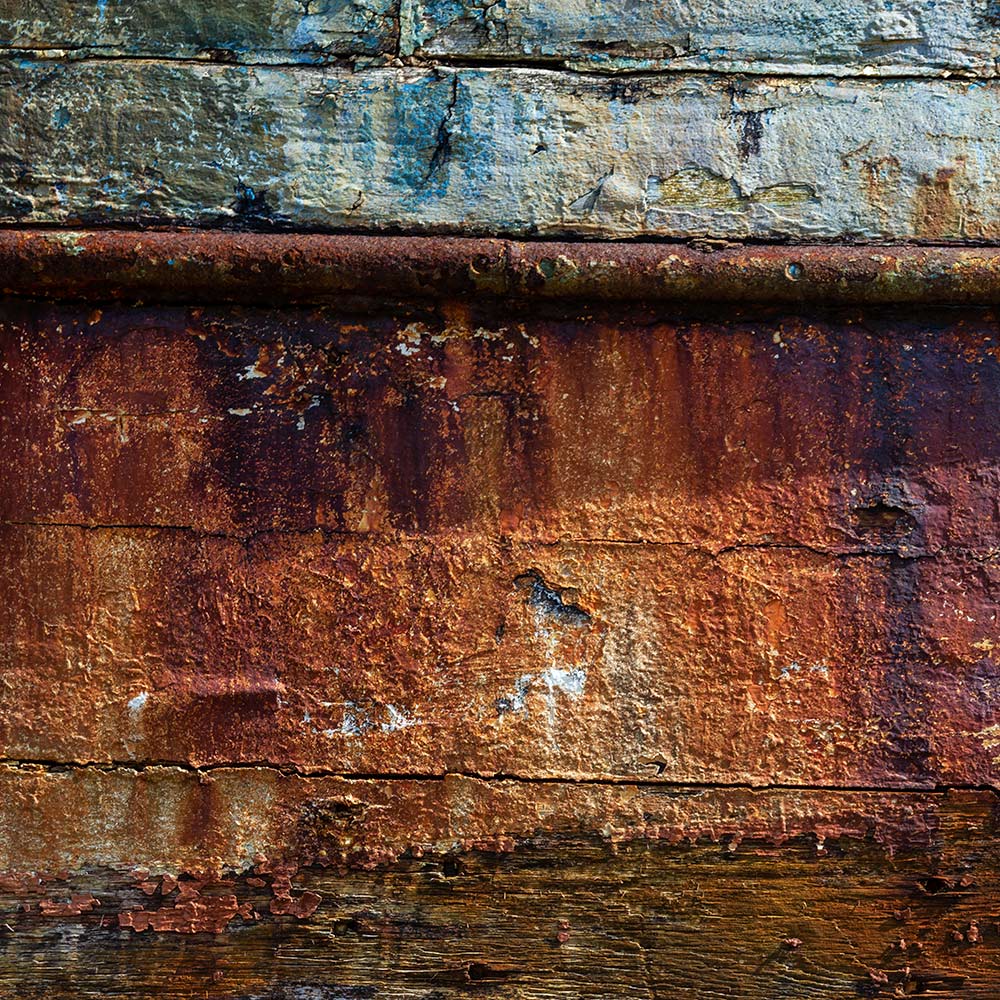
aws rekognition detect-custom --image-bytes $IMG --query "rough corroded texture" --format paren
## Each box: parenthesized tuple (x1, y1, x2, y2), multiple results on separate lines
(0, 0, 398, 59)
(5, 290, 1000, 788)
(404, 0, 1000, 75)
(12, 232, 1000, 305)
(5, 63, 1000, 239)
(0, 766, 966, 872)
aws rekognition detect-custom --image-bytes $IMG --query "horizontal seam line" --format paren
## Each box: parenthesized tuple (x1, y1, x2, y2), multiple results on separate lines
(0, 522, 965, 557)
(0, 50, 995, 81)
(1, 760, 995, 795)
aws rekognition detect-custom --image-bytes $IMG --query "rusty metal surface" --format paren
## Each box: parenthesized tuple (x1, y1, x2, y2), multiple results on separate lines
(5, 230, 1000, 996)
(8, 231, 1000, 305)
(5, 283, 1000, 789)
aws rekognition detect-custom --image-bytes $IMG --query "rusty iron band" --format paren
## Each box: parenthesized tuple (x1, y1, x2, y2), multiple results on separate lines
(4, 230, 1000, 305)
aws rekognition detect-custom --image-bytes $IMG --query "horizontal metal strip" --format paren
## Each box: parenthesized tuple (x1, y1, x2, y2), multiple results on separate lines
(7, 231, 1000, 303)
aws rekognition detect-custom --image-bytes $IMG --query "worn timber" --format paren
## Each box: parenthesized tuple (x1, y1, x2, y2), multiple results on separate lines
(5, 64, 1000, 240)
(5, 0, 1000, 75)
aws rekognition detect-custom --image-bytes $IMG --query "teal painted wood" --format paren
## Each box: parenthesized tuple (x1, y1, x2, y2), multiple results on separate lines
(3, 0, 997, 74)
(2, 61, 997, 240)
(402, 0, 1000, 74)
(0, 0, 398, 60)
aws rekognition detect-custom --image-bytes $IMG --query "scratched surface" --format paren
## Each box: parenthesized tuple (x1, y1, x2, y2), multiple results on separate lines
(2, 63, 1000, 239)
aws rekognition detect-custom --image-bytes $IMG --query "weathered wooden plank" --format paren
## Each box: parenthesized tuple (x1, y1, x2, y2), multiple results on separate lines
(404, 0, 1000, 76)
(4, 0, 997, 76)
(3, 62, 999, 239)
(0, 785, 995, 997)
(5, 295, 1000, 547)
(0, 0, 398, 60)
(4, 521, 1000, 785)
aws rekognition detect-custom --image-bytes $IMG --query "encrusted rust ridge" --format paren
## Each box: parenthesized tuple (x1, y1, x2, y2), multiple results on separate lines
(8, 231, 1000, 304)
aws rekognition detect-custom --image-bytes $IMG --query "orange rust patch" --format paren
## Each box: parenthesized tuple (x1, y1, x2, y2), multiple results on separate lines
(914, 163, 966, 239)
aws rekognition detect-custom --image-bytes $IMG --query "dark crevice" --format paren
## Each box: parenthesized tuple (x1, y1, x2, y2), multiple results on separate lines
(1, 758, 997, 798)
(424, 75, 460, 183)
(0, 522, 971, 562)
(1, 48, 994, 83)
(8, 223, 1000, 251)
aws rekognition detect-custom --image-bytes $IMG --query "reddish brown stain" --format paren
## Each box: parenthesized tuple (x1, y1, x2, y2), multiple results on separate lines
(914, 163, 965, 239)
(119, 894, 252, 934)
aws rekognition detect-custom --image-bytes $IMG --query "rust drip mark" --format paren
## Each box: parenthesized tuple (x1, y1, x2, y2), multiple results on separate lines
(514, 570, 591, 627)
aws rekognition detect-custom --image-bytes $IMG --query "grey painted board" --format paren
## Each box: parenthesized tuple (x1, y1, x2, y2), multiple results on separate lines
(2, 60, 997, 240)
(403, 0, 1000, 75)
(4, 0, 1000, 75)
(0, 0, 398, 61)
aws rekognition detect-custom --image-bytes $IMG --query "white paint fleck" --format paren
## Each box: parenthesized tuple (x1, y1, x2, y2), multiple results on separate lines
(382, 704, 419, 732)
(238, 361, 267, 380)
(340, 701, 370, 737)
(539, 666, 586, 698)
(127, 691, 148, 716)
(228, 407, 252, 416)
(497, 668, 586, 722)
